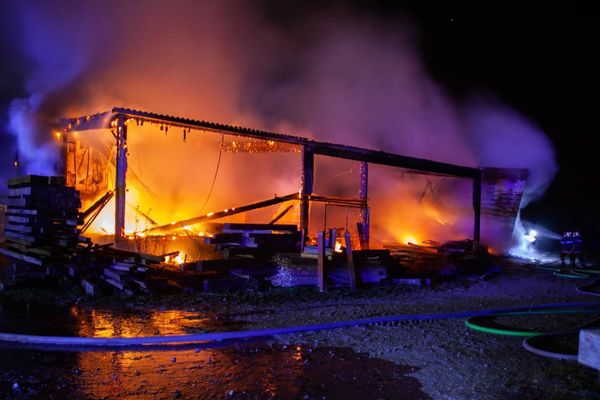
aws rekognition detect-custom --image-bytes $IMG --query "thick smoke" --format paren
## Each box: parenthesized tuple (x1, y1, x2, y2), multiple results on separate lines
(2, 1, 557, 250)
(464, 98, 557, 206)
(5, 0, 264, 175)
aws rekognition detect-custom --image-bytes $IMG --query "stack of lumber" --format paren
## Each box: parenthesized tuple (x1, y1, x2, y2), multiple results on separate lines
(0, 175, 166, 296)
(1, 175, 81, 265)
(206, 223, 300, 259)
(384, 243, 446, 278)
(0, 204, 6, 243)
(65, 241, 163, 296)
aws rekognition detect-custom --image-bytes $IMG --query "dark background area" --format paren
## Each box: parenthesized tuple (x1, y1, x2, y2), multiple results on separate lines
(401, 2, 598, 236)
(0, 1, 597, 239)
(262, 0, 599, 236)
(0, 0, 29, 181)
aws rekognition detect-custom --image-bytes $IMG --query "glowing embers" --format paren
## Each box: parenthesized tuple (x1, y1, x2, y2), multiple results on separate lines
(403, 234, 420, 246)
(164, 251, 187, 265)
(221, 137, 300, 153)
(334, 241, 343, 253)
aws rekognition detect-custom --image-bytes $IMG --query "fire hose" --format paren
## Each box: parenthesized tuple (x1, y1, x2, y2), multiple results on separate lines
(0, 301, 599, 351)
(465, 307, 600, 360)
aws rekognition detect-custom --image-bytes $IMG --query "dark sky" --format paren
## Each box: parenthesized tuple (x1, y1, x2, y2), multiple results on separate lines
(361, 1, 598, 231)
(0, 1, 597, 232)
(404, 2, 598, 231)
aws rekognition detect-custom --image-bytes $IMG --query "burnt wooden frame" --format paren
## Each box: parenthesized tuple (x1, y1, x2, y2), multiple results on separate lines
(61, 107, 482, 248)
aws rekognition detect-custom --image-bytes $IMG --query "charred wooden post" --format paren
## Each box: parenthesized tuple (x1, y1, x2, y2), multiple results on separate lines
(344, 232, 357, 291)
(300, 146, 314, 241)
(63, 132, 76, 187)
(317, 230, 327, 293)
(60, 130, 67, 181)
(328, 228, 337, 248)
(114, 115, 128, 242)
(359, 161, 369, 249)
(472, 171, 482, 253)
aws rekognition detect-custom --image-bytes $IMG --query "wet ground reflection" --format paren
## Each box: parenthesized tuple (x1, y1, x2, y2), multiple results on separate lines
(0, 301, 429, 399)
(0, 301, 244, 337)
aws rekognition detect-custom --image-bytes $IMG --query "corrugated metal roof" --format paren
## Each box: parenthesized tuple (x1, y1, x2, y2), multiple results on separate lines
(61, 106, 487, 179)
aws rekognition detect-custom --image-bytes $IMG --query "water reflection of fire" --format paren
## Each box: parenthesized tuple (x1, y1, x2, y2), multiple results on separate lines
(76, 308, 211, 338)
(72, 307, 312, 399)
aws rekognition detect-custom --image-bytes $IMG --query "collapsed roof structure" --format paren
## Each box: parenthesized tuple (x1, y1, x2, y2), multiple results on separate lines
(60, 107, 527, 252)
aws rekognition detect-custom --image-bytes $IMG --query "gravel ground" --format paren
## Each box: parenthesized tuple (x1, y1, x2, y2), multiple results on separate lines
(213, 260, 600, 399)
(2, 257, 600, 399)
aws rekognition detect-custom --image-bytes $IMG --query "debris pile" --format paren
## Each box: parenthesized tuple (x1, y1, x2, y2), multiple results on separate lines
(206, 223, 301, 259)
(0, 175, 462, 295)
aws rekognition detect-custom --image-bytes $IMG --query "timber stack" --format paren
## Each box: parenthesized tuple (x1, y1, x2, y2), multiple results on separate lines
(0, 175, 159, 295)
(1, 175, 81, 263)
(206, 222, 301, 259)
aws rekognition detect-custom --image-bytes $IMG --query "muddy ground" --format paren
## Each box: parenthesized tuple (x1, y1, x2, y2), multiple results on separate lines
(1, 256, 600, 399)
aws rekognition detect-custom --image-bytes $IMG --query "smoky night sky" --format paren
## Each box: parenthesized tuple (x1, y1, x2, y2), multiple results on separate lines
(0, 1, 597, 235)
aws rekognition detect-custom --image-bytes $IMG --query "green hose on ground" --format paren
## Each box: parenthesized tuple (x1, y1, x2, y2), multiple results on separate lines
(464, 308, 600, 337)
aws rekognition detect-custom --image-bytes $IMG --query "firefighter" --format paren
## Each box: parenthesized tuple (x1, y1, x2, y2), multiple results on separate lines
(560, 231, 585, 267)
(572, 231, 585, 267)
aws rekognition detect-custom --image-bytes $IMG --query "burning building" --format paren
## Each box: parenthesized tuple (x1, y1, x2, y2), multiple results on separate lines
(59, 107, 527, 262)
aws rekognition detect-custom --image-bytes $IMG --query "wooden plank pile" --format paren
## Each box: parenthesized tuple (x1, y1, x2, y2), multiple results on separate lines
(206, 223, 301, 259)
(385, 243, 442, 266)
(0, 204, 6, 243)
(1, 175, 81, 265)
(64, 242, 163, 296)
(0, 175, 167, 296)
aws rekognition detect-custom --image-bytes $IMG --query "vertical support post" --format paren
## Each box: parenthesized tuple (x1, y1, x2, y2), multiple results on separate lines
(300, 146, 314, 242)
(300, 228, 306, 253)
(344, 232, 357, 291)
(328, 228, 337, 249)
(60, 131, 67, 181)
(359, 161, 369, 249)
(317, 231, 327, 293)
(472, 171, 482, 253)
(115, 115, 128, 243)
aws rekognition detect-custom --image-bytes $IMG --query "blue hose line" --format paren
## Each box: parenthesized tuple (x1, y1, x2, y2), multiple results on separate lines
(0, 301, 599, 349)
(521, 316, 600, 360)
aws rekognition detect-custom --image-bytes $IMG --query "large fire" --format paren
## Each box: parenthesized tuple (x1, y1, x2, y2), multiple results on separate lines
(62, 113, 524, 259)
(66, 121, 302, 242)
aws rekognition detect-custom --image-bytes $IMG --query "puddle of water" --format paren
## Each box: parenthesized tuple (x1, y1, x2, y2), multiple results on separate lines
(0, 300, 429, 399)
(0, 345, 428, 399)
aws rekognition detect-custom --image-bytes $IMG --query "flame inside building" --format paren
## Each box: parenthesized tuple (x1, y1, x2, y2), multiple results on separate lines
(61, 107, 528, 261)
